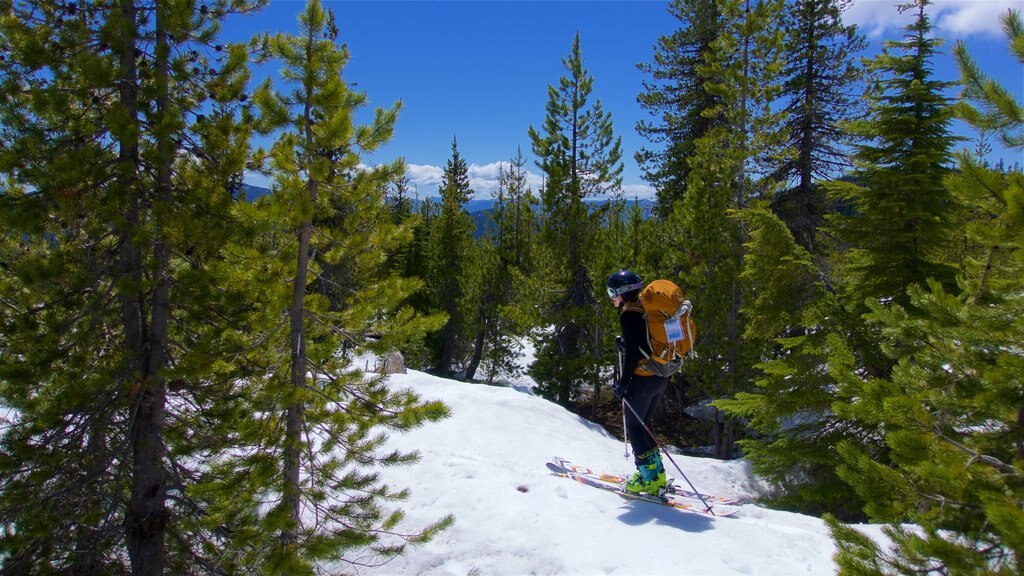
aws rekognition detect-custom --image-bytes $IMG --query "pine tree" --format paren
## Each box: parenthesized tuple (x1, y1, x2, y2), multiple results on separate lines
(387, 173, 416, 224)
(637, 0, 724, 217)
(772, 0, 866, 250)
(711, 0, 868, 508)
(483, 149, 542, 383)
(827, 10, 1024, 572)
(528, 32, 623, 405)
(464, 148, 540, 384)
(429, 137, 476, 378)
(664, 0, 788, 458)
(0, 1, 262, 572)
(400, 195, 441, 368)
(826, 0, 958, 316)
(713, 208, 866, 516)
(953, 10, 1023, 152)
(498, 146, 540, 272)
(220, 1, 452, 571)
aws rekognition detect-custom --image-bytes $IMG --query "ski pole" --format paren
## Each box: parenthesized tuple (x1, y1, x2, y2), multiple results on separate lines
(610, 340, 626, 457)
(613, 345, 629, 459)
(621, 400, 630, 459)
(621, 396, 715, 515)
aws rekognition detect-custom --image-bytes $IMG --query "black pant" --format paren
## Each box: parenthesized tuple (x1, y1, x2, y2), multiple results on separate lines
(622, 373, 668, 460)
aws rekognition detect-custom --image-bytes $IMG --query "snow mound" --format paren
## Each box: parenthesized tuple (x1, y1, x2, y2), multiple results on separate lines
(359, 368, 850, 576)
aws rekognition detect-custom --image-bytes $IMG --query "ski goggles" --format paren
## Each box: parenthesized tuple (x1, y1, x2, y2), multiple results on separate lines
(606, 282, 643, 299)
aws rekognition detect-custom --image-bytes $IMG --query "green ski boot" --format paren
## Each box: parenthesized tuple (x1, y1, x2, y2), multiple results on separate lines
(624, 449, 667, 495)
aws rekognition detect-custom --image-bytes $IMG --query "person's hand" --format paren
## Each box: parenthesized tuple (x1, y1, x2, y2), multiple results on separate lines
(612, 380, 629, 400)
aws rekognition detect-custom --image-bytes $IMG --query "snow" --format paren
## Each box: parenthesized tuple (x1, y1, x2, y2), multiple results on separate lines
(355, 360, 875, 576)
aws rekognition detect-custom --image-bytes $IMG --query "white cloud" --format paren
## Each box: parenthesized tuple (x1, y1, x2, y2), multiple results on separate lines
(345, 161, 654, 204)
(404, 163, 445, 191)
(846, 0, 1017, 38)
(406, 161, 548, 201)
(932, 0, 1018, 37)
(622, 183, 657, 201)
(247, 161, 655, 204)
(468, 161, 508, 182)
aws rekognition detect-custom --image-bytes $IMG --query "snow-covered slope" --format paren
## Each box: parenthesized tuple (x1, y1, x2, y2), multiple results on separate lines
(359, 368, 854, 576)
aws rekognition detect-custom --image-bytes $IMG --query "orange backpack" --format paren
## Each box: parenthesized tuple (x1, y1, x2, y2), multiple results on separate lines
(634, 279, 696, 377)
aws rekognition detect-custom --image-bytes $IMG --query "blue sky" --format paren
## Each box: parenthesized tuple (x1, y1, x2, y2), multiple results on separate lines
(233, 0, 1023, 200)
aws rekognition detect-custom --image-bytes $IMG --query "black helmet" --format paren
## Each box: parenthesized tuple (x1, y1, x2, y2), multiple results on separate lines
(605, 269, 643, 299)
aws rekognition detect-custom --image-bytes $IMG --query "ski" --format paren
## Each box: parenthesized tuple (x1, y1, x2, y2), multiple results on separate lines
(548, 457, 742, 506)
(547, 459, 739, 518)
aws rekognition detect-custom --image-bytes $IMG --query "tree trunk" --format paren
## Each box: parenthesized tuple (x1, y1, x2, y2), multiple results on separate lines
(282, 186, 315, 551)
(72, 425, 108, 576)
(718, 273, 742, 460)
(438, 316, 456, 378)
(464, 328, 486, 382)
(126, 374, 168, 576)
(117, 2, 168, 573)
(1017, 406, 1024, 463)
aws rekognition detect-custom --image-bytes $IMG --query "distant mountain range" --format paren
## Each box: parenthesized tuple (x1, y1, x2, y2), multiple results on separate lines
(242, 184, 656, 237)
(243, 184, 272, 202)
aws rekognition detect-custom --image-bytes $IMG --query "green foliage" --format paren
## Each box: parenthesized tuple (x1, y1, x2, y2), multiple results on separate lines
(826, 0, 959, 311)
(952, 10, 1024, 151)
(772, 0, 866, 250)
(464, 147, 541, 384)
(827, 10, 1024, 572)
(528, 32, 623, 405)
(825, 515, 887, 576)
(636, 0, 723, 217)
(427, 138, 476, 377)
(2, 0, 451, 572)
(203, 1, 453, 570)
(0, 0, 265, 572)
(716, 208, 867, 517)
(661, 0, 788, 458)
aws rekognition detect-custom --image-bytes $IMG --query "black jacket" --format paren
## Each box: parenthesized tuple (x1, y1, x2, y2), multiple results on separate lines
(617, 300, 651, 388)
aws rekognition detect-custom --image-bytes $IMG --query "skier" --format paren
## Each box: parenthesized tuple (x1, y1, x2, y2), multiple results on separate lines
(605, 269, 669, 495)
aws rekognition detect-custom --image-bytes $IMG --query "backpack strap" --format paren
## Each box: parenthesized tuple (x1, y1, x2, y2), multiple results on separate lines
(620, 301, 644, 315)
(619, 301, 656, 376)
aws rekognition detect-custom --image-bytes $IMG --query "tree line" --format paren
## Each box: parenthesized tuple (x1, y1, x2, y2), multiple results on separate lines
(1, 0, 1022, 573)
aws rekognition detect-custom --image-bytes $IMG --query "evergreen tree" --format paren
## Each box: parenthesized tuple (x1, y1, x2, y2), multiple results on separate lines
(826, 0, 958, 317)
(401, 195, 441, 368)
(637, 0, 724, 217)
(827, 11, 1024, 572)
(483, 149, 542, 383)
(387, 173, 416, 224)
(772, 0, 866, 250)
(498, 146, 540, 272)
(528, 32, 623, 406)
(953, 9, 1023, 152)
(717, 0, 963, 511)
(664, 0, 788, 458)
(711, 0, 867, 508)
(465, 149, 540, 384)
(428, 137, 475, 378)
(713, 209, 866, 516)
(226, 1, 451, 571)
(0, 1, 262, 572)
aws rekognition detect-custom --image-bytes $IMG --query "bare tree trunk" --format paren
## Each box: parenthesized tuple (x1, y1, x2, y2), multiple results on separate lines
(1017, 406, 1024, 463)
(464, 327, 486, 382)
(117, 2, 168, 573)
(438, 317, 456, 378)
(713, 0, 751, 462)
(283, 213, 311, 548)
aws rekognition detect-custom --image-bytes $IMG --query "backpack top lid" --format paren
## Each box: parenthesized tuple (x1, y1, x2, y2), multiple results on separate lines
(639, 279, 689, 319)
